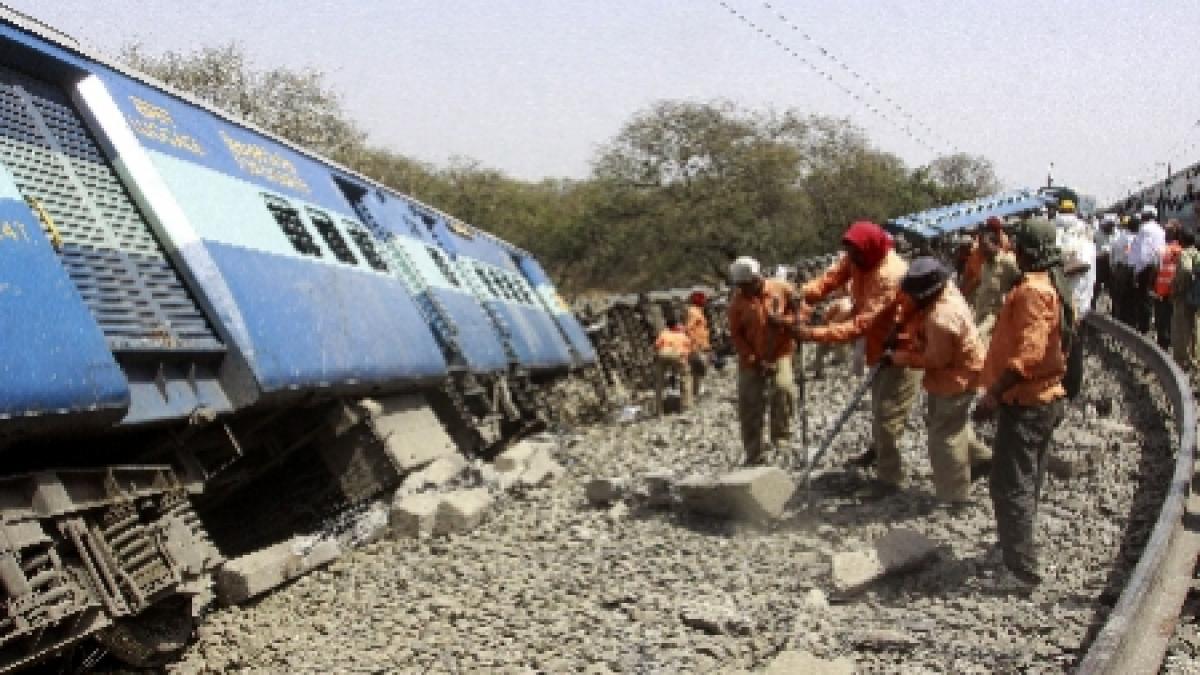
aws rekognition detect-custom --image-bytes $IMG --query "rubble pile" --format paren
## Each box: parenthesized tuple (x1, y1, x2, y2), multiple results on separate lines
(168, 331, 1174, 673)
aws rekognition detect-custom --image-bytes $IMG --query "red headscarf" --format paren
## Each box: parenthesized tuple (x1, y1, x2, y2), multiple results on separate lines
(841, 221, 893, 269)
(689, 291, 707, 306)
(985, 216, 1004, 231)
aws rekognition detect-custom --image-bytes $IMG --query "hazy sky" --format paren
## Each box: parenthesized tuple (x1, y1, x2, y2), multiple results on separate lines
(7, 1, 1199, 205)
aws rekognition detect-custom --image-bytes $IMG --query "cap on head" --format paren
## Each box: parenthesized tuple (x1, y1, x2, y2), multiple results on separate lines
(1059, 199, 1076, 213)
(689, 290, 707, 306)
(1102, 213, 1118, 225)
(1141, 204, 1158, 218)
(985, 215, 1004, 231)
(900, 256, 950, 302)
(729, 256, 761, 284)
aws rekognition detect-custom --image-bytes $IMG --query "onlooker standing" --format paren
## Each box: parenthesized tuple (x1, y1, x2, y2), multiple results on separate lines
(1093, 214, 1117, 310)
(1153, 221, 1183, 350)
(727, 257, 798, 466)
(1111, 215, 1136, 326)
(1131, 205, 1165, 334)
(974, 217, 1071, 590)
(1171, 227, 1200, 370)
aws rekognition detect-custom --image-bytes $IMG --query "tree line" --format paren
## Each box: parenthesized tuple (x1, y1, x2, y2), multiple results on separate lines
(122, 44, 1000, 294)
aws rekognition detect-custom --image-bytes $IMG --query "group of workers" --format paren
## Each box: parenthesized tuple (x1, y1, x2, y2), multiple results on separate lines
(646, 197, 1196, 590)
(725, 213, 1079, 591)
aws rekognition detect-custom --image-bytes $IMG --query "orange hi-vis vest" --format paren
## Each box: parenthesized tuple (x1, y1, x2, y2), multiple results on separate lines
(655, 328, 691, 362)
(1156, 241, 1182, 298)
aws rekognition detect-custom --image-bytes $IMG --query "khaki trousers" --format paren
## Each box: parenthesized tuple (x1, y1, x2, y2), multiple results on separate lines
(654, 355, 692, 414)
(871, 364, 920, 486)
(736, 357, 798, 464)
(926, 390, 992, 502)
(1171, 299, 1197, 370)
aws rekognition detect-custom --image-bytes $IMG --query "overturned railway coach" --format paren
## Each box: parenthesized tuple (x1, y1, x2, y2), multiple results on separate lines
(0, 9, 592, 671)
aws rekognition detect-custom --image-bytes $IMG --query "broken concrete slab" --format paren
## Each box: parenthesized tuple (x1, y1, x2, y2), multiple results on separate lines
(585, 477, 629, 505)
(216, 537, 342, 605)
(366, 395, 458, 472)
(678, 468, 795, 522)
(831, 528, 938, 593)
(401, 454, 467, 492)
(390, 493, 442, 538)
(435, 488, 494, 534)
(716, 467, 795, 521)
(494, 440, 544, 473)
(762, 650, 854, 675)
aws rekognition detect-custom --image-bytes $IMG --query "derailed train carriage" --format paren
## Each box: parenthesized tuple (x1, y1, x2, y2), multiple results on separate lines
(0, 9, 593, 671)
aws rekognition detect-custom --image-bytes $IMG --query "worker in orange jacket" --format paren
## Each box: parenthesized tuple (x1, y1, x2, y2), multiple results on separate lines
(793, 221, 916, 496)
(890, 257, 991, 505)
(653, 307, 693, 415)
(685, 291, 711, 399)
(961, 217, 1011, 303)
(727, 256, 797, 466)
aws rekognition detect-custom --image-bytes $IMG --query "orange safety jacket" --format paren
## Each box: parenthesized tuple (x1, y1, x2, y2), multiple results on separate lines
(1155, 241, 1182, 299)
(801, 250, 907, 366)
(654, 327, 692, 363)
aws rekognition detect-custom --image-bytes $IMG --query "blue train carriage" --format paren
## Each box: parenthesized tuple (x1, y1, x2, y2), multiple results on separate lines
(0, 8, 594, 671)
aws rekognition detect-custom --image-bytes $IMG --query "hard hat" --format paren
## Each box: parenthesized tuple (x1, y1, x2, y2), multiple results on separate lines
(1141, 204, 1158, 218)
(729, 256, 761, 283)
(1059, 199, 1076, 212)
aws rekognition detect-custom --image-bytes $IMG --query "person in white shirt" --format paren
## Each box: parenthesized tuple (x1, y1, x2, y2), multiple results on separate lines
(1131, 205, 1166, 333)
(1110, 215, 1136, 325)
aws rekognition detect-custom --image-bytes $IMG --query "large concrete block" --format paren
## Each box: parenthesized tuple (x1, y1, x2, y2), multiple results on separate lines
(831, 528, 938, 593)
(401, 454, 467, 492)
(716, 467, 795, 521)
(367, 395, 458, 472)
(390, 493, 442, 538)
(216, 537, 342, 605)
(435, 488, 494, 534)
(678, 468, 795, 522)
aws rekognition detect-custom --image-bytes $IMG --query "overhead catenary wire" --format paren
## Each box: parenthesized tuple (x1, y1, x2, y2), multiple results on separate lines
(761, 1, 960, 155)
(713, 0, 947, 157)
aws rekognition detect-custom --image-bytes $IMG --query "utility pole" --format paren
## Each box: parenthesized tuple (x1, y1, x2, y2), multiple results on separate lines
(1047, 162, 1054, 188)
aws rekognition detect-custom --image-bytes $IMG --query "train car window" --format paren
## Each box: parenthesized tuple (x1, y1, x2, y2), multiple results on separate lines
(264, 194, 322, 257)
(306, 208, 358, 265)
(343, 220, 388, 272)
(427, 246, 461, 287)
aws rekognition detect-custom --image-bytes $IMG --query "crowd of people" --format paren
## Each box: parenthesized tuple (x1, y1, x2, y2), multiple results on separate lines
(650, 198, 1198, 593)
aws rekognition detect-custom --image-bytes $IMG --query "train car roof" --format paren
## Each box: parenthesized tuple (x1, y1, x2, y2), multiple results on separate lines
(0, 5, 538, 261)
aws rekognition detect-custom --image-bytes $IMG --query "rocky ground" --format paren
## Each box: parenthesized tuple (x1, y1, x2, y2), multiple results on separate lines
(164, 332, 1174, 674)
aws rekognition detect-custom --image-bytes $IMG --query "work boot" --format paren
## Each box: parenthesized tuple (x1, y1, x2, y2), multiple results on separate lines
(847, 447, 877, 470)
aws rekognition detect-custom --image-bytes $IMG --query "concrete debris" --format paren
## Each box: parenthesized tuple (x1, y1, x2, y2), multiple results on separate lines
(216, 537, 342, 606)
(519, 445, 567, 487)
(390, 493, 442, 538)
(585, 477, 629, 505)
(678, 467, 795, 522)
(762, 650, 855, 675)
(434, 488, 494, 534)
(495, 440, 543, 473)
(831, 528, 938, 593)
(401, 454, 467, 492)
(802, 588, 828, 611)
(367, 394, 458, 471)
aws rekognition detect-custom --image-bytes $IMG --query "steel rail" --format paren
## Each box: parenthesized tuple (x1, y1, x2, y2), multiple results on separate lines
(1077, 312, 1200, 673)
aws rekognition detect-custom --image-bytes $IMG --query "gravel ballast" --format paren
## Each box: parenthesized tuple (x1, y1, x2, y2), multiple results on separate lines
(168, 331, 1176, 673)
